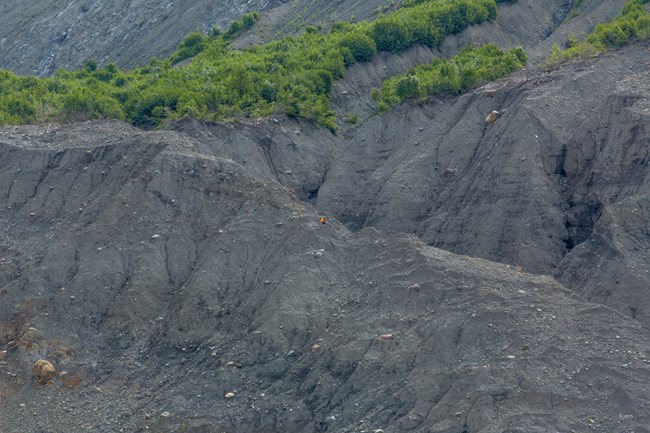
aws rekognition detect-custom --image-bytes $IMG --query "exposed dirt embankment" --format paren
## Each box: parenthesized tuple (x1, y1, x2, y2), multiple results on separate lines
(1, 119, 650, 432)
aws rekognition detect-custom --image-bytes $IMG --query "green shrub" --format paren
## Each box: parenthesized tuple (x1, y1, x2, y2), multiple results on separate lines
(83, 59, 98, 72)
(395, 75, 421, 98)
(223, 11, 259, 40)
(338, 33, 378, 62)
(3, 94, 36, 123)
(170, 32, 209, 64)
(372, 19, 412, 52)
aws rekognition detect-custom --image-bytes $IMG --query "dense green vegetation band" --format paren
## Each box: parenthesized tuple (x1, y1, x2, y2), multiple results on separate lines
(0, 0, 501, 131)
(373, 44, 527, 111)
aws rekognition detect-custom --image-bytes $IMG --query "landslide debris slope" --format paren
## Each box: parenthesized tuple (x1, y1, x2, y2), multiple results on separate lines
(2, 0, 650, 433)
(1, 120, 649, 433)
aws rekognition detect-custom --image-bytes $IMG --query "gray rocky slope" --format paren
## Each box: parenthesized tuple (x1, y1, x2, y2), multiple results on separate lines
(1, 43, 650, 431)
(2, 0, 650, 432)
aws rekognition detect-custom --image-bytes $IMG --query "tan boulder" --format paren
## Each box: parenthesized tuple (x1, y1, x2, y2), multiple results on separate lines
(485, 110, 500, 124)
(33, 359, 56, 386)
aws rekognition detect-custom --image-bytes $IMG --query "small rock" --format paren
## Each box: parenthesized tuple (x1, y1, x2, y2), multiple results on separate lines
(311, 343, 321, 352)
(160, 411, 170, 418)
(0, 350, 6, 360)
(225, 392, 236, 399)
(379, 333, 394, 341)
(151, 234, 161, 239)
(226, 361, 235, 366)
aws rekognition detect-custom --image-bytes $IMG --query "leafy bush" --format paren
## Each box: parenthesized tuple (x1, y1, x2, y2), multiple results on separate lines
(223, 11, 259, 40)
(338, 33, 378, 62)
(395, 75, 421, 98)
(170, 32, 210, 65)
(373, 19, 413, 52)
(3, 94, 37, 123)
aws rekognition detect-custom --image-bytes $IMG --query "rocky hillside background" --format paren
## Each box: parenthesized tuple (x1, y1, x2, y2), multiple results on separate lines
(1, 0, 650, 432)
(0, 0, 391, 77)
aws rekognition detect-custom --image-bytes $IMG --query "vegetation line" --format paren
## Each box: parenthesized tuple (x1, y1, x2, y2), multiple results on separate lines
(0, 0, 509, 132)
(373, 44, 527, 112)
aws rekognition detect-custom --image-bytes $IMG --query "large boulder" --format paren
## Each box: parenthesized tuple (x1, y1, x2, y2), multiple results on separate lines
(32, 360, 56, 386)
